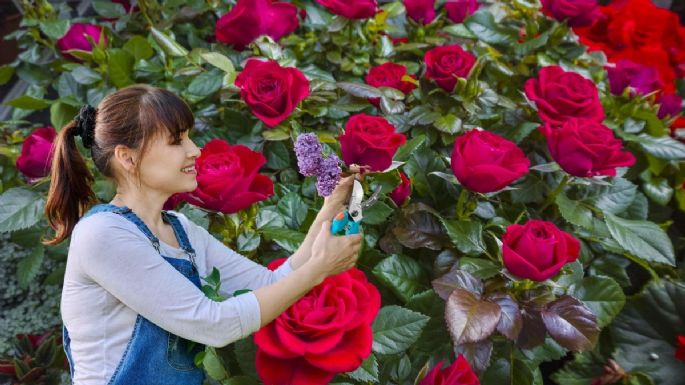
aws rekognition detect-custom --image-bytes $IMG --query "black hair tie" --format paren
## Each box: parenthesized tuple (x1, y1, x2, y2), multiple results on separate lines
(72, 104, 97, 149)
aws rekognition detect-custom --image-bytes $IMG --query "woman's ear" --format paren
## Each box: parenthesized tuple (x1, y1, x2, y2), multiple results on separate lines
(113, 144, 138, 173)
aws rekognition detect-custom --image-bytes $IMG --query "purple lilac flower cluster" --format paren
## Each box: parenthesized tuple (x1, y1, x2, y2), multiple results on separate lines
(294, 133, 341, 196)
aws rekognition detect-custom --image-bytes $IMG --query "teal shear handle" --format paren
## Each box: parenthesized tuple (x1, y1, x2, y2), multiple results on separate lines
(330, 210, 361, 236)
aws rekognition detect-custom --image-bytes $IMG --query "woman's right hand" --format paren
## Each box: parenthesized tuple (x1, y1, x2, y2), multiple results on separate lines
(307, 219, 363, 283)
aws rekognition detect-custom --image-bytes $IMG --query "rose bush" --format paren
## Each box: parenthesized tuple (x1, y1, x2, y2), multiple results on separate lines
(15, 126, 56, 182)
(2, 0, 685, 384)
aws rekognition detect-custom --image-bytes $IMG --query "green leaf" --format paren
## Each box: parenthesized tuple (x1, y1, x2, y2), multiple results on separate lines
(201, 52, 235, 75)
(17, 245, 44, 290)
(633, 133, 685, 160)
(363, 201, 394, 225)
(346, 353, 379, 382)
(458, 257, 501, 279)
(187, 71, 222, 98)
(394, 135, 426, 162)
(482, 358, 534, 385)
(604, 212, 675, 266)
(237, 231, 260, 252)
(593, 178, 637, 215)
(234, 338, 259, 380)
(443, 24, 477, 39)
(92, 0, 126, 17)
(0, 188, 45, 232)
(39, 20, 69, 40)
(265, 141, 290, 170)
(464, 10, 515, 45)
(572, 276, 625, 328)
(434, 114, 463, 134)
(445, 288, 501, 344)
(336, 81, 382, 98)
(612, 280, 685, 385)
(441, 219, 485, 255)
(150, 27, 189, 57)
(372, 254, 428, 302)
(256, 207, 285, 229)
(556, 193, 594, 229)
(50, 101, 79, 131)
(277, 191, 308, 229)
(0, 65, 14, 86)
(108, 48, 134, 88)
(202, 347, 228, 380)
(541, 296, 599, 352)
(123, 36, 154, 61)
(71, 66, 101, 85)
(550, 351, 606, 385)
(372, 306, 429, 354)
(643, 177, 673, 206)
(260, 227, 304, 253)
(5, 95, 50, 110)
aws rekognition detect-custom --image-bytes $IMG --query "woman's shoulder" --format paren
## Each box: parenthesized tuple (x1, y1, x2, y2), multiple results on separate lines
(72, 210, 141, 240)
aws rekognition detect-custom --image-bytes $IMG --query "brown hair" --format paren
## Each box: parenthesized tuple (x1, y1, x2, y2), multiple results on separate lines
(43, 84, 195, 245)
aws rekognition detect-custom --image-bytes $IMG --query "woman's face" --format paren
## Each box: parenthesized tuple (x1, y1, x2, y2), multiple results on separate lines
(135, 130, 201, 196)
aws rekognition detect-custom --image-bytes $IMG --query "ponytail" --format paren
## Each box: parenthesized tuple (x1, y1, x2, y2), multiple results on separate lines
(42, 119, 96, 246)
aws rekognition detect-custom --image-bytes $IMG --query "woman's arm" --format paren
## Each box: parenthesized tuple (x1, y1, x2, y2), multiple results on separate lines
(287, 207, 336, 270)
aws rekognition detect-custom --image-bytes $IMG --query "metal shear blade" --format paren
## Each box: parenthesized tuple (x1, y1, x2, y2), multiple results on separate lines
(348, 180, 382, 222)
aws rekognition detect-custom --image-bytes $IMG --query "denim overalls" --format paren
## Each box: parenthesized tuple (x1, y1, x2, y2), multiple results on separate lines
(62, 204, 206, 385)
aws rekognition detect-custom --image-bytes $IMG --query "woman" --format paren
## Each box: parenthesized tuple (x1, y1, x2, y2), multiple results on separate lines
(44, 84, 363, 385)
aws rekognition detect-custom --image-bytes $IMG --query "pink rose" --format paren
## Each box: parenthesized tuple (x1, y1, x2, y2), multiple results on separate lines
(316, 0, 378, 20)
(234, 59, 310, 127)
(423, 44, 476, 92)
(56, 23, 106, 61)
(403, 0, 436, 24)
(16, 127, 57, 182)
(606, 60, 663, 96)
(450, 130, 530, 193)
(540, 118, 636, 177)
(444, 0, 480, 24)
(503, 220, 580, 281)
(215, 0, 299, 50)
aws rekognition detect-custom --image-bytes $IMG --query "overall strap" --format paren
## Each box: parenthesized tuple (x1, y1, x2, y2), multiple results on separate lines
(83, 204, 162, 252)
(162, 211, 198, 272)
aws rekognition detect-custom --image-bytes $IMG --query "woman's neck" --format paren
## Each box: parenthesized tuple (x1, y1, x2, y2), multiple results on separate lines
(109, 191, 168, 230)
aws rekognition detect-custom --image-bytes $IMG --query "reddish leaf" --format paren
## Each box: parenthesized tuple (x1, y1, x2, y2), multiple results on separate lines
(541, 296, 599, 352)
(445, 288, 501, 345)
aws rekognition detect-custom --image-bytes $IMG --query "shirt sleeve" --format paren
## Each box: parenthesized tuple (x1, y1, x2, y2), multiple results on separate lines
(72, 213, 262, 347)
(181, 214, 295, 296)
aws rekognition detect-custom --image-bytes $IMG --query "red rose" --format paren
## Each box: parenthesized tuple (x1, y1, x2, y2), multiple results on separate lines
(339, 113, 406, 172)
(418, 355, 480, 385)
(315, 0, 378, 20)
(670, 116, 685, 142)
(364, 62, 417, 108)
(540, 118, 635, 178)
(180, 139, 274, 213)
(604, 0, 677, 53)
(677, 336, 685, 363)
(389, 170, 411, 207)
(16, 127, 56, 183)
(611, 47, 676, 94)
(540, 0, 601, 28)
(403, 0, 436, 24)
(524, 66, 605, 126)
(503, 220, 580, 281)
(658, 94, 682, 119)
(56, 23, 106, 61)
(254, 258, 381, 385)
(424, 45, 476, 92)
(667, 25, 685, 78)
(234, 59, 310, 128)
(215, 0, 299, 50)
(450, 130, 530, 194)
(444, 0, 480, 24)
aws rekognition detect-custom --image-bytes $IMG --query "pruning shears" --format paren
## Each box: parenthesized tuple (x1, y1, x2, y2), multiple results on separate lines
(330, 177, 382, 236)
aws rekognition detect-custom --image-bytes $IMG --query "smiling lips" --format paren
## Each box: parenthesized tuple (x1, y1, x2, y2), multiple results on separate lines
(181, 165, 196, 174)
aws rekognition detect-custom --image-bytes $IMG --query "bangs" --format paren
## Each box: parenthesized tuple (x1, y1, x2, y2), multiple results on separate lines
(138, 88, 195, 144)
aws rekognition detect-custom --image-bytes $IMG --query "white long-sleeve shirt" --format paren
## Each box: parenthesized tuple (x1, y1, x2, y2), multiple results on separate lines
(60, 210, 294, 385)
